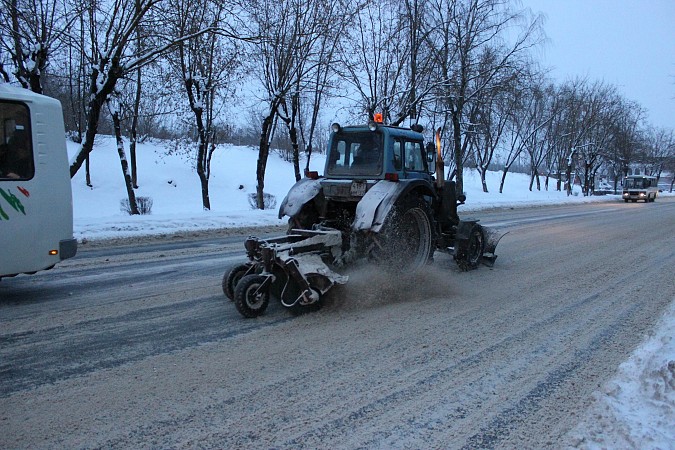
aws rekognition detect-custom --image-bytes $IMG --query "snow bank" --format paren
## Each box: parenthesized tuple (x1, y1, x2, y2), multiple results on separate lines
(566, 299, 675, 449)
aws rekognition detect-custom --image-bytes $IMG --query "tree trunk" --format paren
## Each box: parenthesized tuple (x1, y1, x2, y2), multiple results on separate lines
(290, 93, 301, 182)
(591, 166, 600, 195)
(566, 166, 573, 196)
(130, 66, 142, 189)
(112, 110, 139, 215)
(257, 105, 277, 210)
(85, 155, 92, 188)
(480, 167, 488, 193)
(197, 167, 210, 211)
(304, 144, 313, 175)
(583, 163, 591, 196)
(0, 63, 9, 82)
(70, 95, 105, 177)
(499, 168, 508, 194)
(194, 115, 211, 211)
(130, 0, 142, 189)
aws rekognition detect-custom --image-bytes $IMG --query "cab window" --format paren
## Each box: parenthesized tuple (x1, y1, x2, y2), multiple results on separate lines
(326, 131, 383, 177)
(404, 141, 425, 172)
(392, 140, 402, 170)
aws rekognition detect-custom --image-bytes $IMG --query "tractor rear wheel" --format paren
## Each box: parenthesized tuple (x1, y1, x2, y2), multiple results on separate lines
(367, 195, 434, 271)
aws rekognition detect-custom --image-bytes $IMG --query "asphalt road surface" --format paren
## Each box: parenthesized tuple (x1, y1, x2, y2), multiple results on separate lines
(1, 197, 674, 448)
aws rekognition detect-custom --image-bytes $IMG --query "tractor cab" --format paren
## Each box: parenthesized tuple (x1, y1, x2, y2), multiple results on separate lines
(323, 122, 433, 183)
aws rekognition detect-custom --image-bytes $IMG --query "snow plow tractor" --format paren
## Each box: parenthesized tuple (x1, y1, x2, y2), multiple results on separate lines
(223, 119, 506, 318)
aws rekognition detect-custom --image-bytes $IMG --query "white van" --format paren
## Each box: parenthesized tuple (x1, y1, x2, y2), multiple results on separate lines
(0, 84, 77, 278)
(622, 175, 658, 203)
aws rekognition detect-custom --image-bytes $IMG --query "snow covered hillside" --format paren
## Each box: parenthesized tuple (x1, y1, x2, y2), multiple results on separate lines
(68, 136, 624, 241)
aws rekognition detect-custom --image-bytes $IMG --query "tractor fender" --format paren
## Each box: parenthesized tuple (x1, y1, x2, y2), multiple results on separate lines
(278, 178, 322, 219)
(352, 179, 435, 233)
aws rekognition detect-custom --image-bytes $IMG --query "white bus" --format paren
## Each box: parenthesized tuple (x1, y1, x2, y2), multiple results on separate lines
(622, 175, 658, 203)
(0, 84, 77, 279)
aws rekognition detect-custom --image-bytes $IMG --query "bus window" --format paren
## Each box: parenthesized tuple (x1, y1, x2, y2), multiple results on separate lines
(0, 102, 34, 180)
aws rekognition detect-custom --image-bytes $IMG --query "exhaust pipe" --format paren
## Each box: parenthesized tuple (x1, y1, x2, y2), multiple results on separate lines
(435, 127, 444, 189)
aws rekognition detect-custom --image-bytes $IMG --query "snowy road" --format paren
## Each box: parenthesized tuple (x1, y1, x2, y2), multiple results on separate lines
(1, 199, 674, 448)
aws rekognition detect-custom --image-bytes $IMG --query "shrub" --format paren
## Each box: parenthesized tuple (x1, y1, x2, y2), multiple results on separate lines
(120, 196, 153, 215)
(247, 192, 277, 210)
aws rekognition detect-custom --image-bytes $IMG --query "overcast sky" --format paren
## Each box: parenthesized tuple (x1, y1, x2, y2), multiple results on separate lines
(521, 0, 675, 130)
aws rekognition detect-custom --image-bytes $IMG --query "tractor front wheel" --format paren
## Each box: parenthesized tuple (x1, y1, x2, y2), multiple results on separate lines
(455, 225, 485, 271)
(222, 263, 253, 300)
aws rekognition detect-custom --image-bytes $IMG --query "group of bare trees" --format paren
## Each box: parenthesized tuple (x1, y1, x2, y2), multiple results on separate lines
(1, 0, 673, 213)
(509, 79, 675, 196)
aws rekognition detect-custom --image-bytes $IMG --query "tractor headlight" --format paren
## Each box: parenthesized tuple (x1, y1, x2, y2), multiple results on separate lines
(331, 123, 341, 133)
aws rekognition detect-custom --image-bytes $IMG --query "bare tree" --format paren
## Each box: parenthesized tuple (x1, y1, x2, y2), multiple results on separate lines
(167, 0, 240, 210)
(338, 0, 435, 126)
(643, 127, 675, 182)
(300, 25, 342, 174)
(425, 0, 543, 197)
(569, 83, 623, 195)
(109, 99, 140, 214)
(245, 0, 344, 209)
(552, 82, 652, 197)
(0, 0, 75, 93)
(524, 84, 562, 191)
(468, 51, 520, 192)
(68, 0, 219, 178)
(585, 94, 645, 193)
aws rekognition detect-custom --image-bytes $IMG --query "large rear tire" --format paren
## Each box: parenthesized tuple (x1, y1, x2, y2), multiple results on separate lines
(234, 275, 270, 318)
(367, 195, 434, 272)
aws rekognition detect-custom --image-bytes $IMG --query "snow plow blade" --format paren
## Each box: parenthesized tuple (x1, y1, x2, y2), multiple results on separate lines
(481, 226, 508, 267)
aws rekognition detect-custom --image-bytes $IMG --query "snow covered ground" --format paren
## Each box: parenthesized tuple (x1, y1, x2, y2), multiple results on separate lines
(69, 136, 674, 448)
